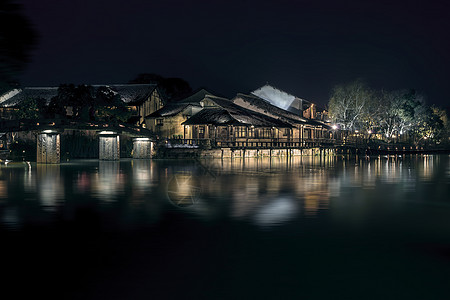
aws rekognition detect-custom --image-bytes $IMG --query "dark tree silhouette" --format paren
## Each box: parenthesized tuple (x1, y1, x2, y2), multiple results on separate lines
(0, 0, 38, 93)
(129, 73, 192, 101)
(48, 84, 95, 120)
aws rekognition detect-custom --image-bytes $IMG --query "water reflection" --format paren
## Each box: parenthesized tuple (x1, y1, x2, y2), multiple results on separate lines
(36, 164, 64, 211)
(92, 161, 124, 202)
(253, 196, 297, 227)
(0, 180, 7, 200)
(167, 172, 201, 207)
(0, 155, 448, 231)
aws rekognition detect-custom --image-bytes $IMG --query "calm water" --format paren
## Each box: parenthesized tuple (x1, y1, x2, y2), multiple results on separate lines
(1, 155, 449, 299)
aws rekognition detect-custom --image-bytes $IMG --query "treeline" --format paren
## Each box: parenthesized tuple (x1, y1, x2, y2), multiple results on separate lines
(328, 80, 449, 146)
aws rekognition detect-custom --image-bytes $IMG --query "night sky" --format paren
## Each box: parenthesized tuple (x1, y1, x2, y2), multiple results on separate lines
(16, 0, 450, 108)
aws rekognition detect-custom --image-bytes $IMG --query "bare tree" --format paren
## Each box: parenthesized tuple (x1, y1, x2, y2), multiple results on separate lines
(328, 80, 372, 131)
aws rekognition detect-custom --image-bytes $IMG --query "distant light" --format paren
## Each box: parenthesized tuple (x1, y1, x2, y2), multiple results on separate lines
(134, 138, 150, 141)
(355, 130, 359, 133)
(368, 130, 372, 134)
(332, 125, 338, 130)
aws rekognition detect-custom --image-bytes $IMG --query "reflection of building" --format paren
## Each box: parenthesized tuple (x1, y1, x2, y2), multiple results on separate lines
(36, 164, 64, 211)
(167, 172, 201, 207)
(93, 161, 123, 201)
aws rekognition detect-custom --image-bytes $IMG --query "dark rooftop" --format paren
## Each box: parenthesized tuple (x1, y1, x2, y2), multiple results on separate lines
(233, 93, 330, 129)
(183, 96, 293, 128)
(177, 88, 216, 105)
(0, 84, 158, 107)
(146, 103, 200, 118)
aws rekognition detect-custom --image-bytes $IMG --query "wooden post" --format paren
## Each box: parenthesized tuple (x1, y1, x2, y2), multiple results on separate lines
(37, 130, 60, 164)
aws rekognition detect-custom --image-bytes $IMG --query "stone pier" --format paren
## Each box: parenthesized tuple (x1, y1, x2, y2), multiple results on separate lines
(99, 131, 120, 160)
(132, 138, 153, 159)
(37, 130, 60, 164)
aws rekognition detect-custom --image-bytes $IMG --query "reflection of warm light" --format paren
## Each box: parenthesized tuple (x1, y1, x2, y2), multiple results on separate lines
(422, 155, 433, 179)
(0, 180, 7, 199)
(304, 191, 330, 216)
(167, 172, 201, 207)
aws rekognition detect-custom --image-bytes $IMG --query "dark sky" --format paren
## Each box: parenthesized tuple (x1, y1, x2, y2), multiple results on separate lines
(16, 0, 450, 108)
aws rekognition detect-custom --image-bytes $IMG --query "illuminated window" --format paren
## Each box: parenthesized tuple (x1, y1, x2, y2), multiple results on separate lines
(248, 127, 255, 138)
(236, 127, 246, 137)
(156, 118, 163, 125)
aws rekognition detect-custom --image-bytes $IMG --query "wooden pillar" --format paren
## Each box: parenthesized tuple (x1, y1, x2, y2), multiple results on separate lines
(132, 138, 152, 159)
(99, 131, 120, 160)
(37, 130, 60, 164)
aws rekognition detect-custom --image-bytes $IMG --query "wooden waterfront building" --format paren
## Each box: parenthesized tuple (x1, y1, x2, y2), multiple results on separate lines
(108, 84, 163, 126)
(144, 88, 217, 139)
(145, 103, 202, 139)
(232, 93, 334, 147)
(181, 95, 294, 148)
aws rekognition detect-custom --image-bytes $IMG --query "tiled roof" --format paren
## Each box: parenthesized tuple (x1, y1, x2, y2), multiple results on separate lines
(183, 96, 293, 128)
(0, 84, 158, 107)
(100, 84, 157, 105)
(0, 87, 58, 107)
(177, 88, 216, 104)
(233, 93, 330, 129)
(146, 103, 200, 118)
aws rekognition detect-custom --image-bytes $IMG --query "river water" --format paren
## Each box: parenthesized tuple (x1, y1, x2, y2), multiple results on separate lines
(1, 155, 449, 299)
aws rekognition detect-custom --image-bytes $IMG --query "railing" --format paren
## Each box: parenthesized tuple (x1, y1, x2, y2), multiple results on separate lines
(165, 138, 337, 149)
